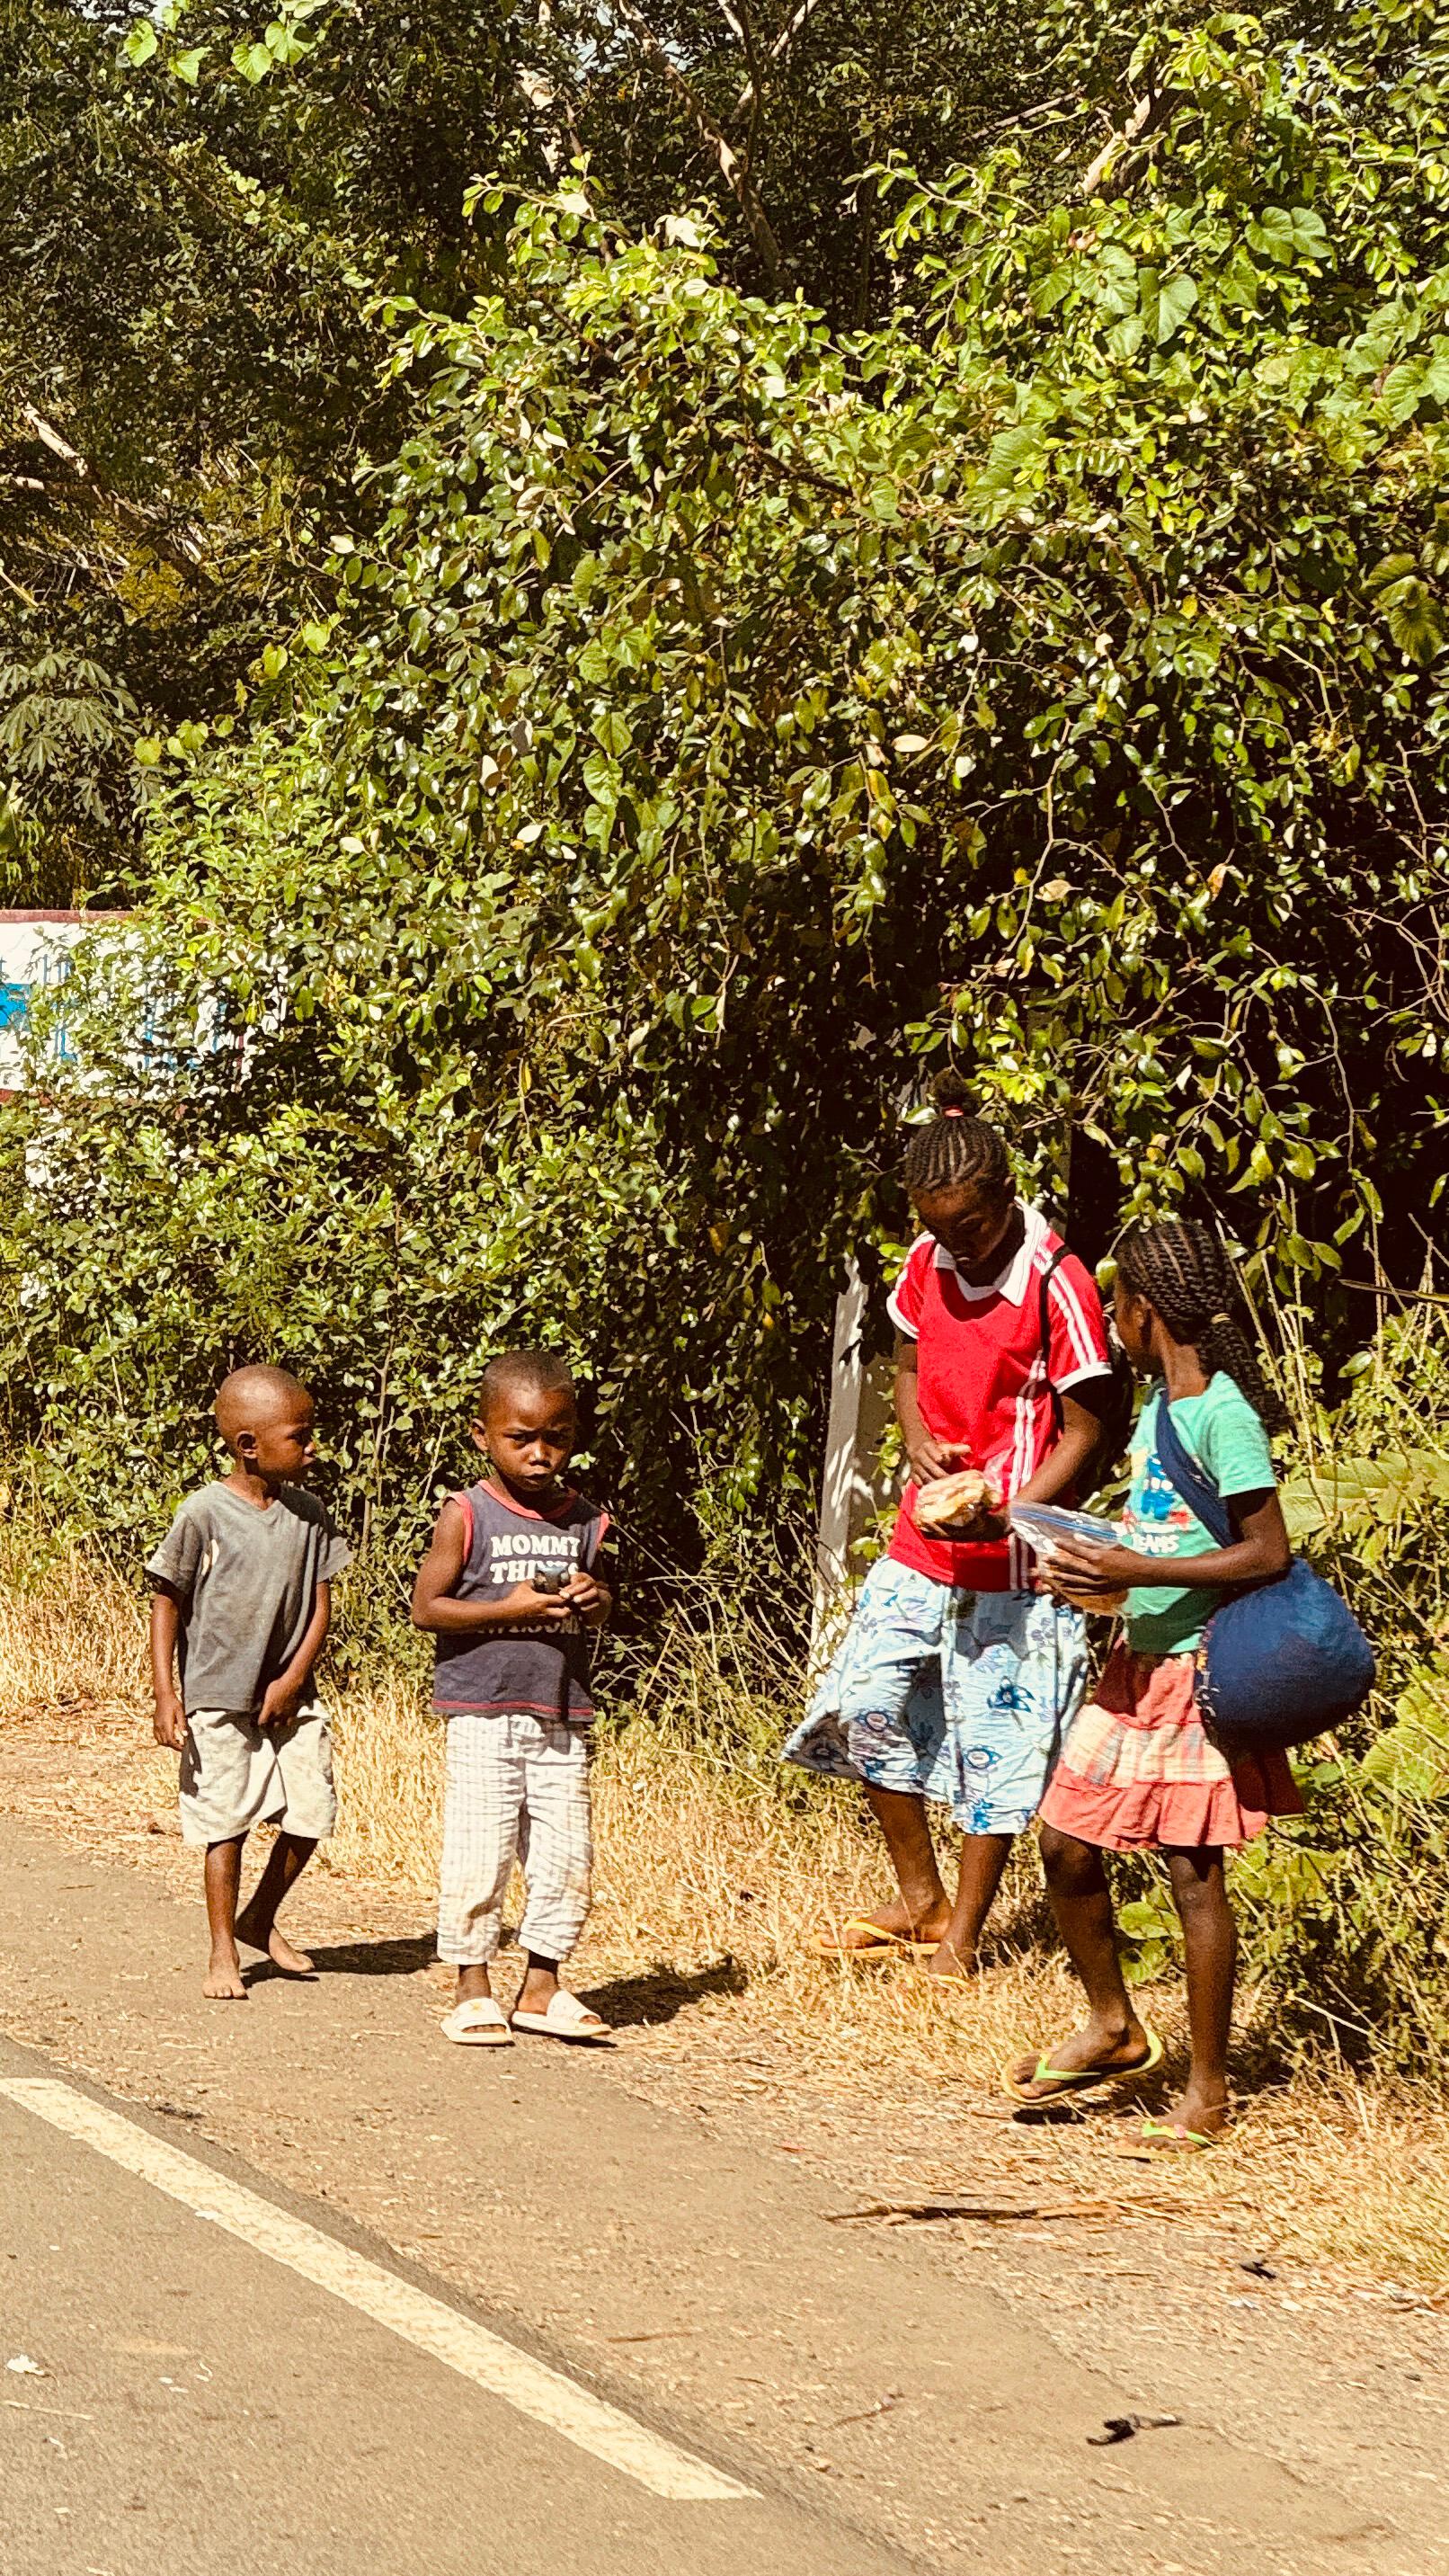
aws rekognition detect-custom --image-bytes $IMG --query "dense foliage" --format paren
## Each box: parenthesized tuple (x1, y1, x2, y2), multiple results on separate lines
(0, 0, 1062, 890)
(0, 0, 547, 889)
(4, 2, 1446, 1562)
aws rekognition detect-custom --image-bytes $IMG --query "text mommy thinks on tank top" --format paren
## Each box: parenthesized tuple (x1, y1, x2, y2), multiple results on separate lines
(431, 1480, 608, 1722)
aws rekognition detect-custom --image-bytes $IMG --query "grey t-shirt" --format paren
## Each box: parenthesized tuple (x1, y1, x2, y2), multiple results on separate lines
(146, 1482, 350, 1716)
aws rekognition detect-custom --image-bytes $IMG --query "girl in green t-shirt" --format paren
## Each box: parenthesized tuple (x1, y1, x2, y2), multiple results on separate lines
(1008, 1219, 1300, 2150)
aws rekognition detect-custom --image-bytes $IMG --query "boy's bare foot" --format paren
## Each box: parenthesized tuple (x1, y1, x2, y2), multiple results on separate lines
(235, 1908, 315, 1975)
(203, 1944, 247, 2001)
(514, 1961, 562, 2018)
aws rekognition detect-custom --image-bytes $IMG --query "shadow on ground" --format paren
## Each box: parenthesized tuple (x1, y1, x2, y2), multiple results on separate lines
(247, 1931, 439, 1985)
(243, 1940, 750, 2037)
(578, 1957, 747, 2028)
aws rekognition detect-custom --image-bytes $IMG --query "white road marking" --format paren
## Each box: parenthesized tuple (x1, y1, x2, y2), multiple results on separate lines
(0, 2076, 756, 2504)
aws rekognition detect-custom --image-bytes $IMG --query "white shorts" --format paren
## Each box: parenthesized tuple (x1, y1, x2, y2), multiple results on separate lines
(178, 1704, 337, 1849)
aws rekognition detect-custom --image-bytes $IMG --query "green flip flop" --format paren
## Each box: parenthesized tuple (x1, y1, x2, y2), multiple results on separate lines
(1004, 2022, 1164, 2106)
(1137, 2114, 1222, 2153)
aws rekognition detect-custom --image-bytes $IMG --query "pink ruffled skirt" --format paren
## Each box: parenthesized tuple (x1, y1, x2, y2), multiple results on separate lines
(1037, 1645, 1303, 1852)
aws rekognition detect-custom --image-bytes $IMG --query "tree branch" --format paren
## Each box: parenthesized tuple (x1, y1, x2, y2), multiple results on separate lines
(16, 403, 211, 583)
(517, 0, 585, 176)
(712, 0, 765, 171)
(1079, 91, 1153, 197)
(612, 0, 787, 291)
(735, 0, 826, 110)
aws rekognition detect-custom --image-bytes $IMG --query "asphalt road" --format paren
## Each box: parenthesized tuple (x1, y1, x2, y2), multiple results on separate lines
(0, 2034, 895, 2576)
(0, 1815, 1428, 2576)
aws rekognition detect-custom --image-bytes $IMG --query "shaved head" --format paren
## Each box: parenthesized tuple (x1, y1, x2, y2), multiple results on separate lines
(215, 1365, 313, 1444)
(476, 1350, 575, 1421)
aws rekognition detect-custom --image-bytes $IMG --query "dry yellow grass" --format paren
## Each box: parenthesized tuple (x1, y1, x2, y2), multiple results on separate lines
(0, 1538, 152, 1712)
(1, 1538, 1446, 2295)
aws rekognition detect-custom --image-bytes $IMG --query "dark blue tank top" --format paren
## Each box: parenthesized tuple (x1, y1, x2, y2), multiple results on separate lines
(431, 1481, 608, 1722)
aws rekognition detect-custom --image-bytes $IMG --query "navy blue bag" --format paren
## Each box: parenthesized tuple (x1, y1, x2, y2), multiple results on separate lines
(1152, 1398, 1376, 1755)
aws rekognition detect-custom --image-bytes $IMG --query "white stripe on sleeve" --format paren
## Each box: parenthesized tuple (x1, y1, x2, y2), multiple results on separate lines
(1053, 1359, 1115, 1393)
(1045, 1261, 1107, 1374)
(886, 1237, 932, 1340)
(885, 1285, 919, 1339)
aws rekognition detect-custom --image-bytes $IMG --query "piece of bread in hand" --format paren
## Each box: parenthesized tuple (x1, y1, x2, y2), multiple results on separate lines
(914, 1468, 1000, 1538)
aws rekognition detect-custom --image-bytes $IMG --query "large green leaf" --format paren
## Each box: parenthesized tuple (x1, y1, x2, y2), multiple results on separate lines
(1281, 1453, 1449, 1542)
(1361, 1662, 1449, 1799)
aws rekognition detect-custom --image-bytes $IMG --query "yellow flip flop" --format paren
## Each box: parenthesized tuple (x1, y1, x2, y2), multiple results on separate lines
(816, 1914, 939, 1961)
(1004, 2023, 1164, 2105)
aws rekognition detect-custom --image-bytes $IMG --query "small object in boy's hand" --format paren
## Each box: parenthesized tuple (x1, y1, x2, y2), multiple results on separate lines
(915, 1469, 1000, 1538)
(529, 1572, 567, 1594)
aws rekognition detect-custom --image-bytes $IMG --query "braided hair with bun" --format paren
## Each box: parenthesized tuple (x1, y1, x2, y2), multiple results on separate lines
(902, 1070, 1013, 1199)
(1116, 1219, 1287, 1433)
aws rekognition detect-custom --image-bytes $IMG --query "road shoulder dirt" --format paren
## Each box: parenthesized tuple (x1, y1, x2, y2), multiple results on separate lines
(0, 1811, 1441, 2574)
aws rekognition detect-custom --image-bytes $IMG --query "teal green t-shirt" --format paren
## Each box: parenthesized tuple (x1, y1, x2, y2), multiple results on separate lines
(1122, 1373, 1276, 1655)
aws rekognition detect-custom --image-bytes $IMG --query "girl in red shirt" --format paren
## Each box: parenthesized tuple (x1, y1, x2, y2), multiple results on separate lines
(784, 1074, 1114, 1980)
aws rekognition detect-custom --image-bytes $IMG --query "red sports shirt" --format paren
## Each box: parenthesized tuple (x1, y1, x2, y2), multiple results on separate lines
(886, 1203, 1112, 1592)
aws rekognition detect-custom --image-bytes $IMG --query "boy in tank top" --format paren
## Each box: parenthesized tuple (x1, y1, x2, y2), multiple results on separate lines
(411, 1350, 612, 2046)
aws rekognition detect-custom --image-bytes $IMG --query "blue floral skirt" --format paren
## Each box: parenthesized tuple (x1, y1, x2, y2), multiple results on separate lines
(782, 1556, 1087, 1834)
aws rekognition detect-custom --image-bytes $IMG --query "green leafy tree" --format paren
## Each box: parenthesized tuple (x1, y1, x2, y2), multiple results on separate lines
(565, 0, 1071, 317)
(2, 2, 1446, 1591)
(0, 0, 562, 889)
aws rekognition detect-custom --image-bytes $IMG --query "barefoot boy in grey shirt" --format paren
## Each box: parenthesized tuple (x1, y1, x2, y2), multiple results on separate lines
(147, 1365, 349, 1999)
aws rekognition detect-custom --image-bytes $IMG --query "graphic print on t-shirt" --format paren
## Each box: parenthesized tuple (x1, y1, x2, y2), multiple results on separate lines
(1121, 1447, 1197, 1558)
(431, 1481, 609, 1723)
(484, 1519, 591, 1619)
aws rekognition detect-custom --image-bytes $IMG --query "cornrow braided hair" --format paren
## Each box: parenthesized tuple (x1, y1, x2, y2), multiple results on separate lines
(902, 1070, 1013, 1199)
(1116, 1219, 1288, 1434)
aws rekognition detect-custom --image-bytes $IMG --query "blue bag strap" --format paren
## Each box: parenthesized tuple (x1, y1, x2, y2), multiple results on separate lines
(1151, 1395, 1236, 1550)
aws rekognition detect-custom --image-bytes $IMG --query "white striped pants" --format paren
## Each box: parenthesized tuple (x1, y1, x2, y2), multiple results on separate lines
(437, 1711, 593, 1966)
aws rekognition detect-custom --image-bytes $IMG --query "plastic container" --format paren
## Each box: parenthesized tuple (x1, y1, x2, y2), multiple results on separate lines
(1008, 1502, 1126, 1615)
(1008, 1502, 1120, 1553)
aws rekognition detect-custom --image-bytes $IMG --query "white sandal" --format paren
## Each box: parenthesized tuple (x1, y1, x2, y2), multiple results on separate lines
(510, 1990, 610, 2044)
(440, 1996, 513, 2047)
